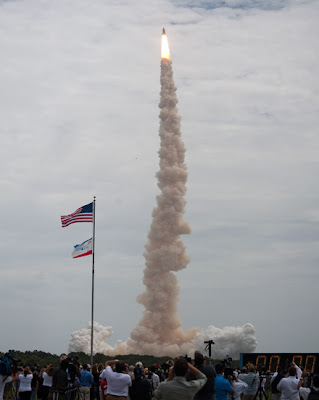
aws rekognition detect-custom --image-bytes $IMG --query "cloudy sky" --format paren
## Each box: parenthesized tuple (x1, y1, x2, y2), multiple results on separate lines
(1, 0, 318, 357)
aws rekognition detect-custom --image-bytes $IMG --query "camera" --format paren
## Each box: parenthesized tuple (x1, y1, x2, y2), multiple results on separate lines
(65, 356, 80, 382)
(222, 356, 233, 369)
(224, 367, 234, 380)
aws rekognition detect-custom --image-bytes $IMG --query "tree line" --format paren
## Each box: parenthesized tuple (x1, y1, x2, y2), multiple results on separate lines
(1, 350, 239, 368)
(0, 350, 176, 368)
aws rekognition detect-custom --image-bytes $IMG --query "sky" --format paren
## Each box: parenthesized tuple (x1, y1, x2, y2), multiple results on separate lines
(0, 0, 318, 357)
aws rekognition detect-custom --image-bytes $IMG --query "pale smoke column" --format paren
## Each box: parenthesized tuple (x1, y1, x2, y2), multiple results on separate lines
(68, 31, 258, 358)
(127, 32, 199, 357)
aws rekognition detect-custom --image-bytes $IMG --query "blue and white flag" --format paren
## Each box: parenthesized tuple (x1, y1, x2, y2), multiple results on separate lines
(72, 238, 93, 259)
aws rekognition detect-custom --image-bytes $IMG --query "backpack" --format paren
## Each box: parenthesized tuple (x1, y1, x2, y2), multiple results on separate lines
(308, 388, 319, 400)
(271, 373, 283, 394)
(0, 354, 13, 376)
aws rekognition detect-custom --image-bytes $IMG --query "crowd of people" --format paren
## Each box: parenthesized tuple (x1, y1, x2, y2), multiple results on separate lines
(1, 352, 318, 400)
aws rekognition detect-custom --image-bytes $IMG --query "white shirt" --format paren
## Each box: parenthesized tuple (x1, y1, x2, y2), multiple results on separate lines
(277, 376, 301, 400)
(270, 372, 278, 384)
(151, 373, 160, 390)
(300, 386, 319, 400)
(233, 380, 248, 400)
(43, 372, 53, 387)
(0, 375, 12, 400)
(19, 374, 33, 392)
(104, 366, 131, 397)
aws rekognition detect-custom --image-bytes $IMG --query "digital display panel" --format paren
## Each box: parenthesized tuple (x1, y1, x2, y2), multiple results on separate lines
(240, 353, 319, 374)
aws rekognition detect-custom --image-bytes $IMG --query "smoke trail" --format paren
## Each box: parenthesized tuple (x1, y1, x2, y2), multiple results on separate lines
(126, 43, 198, 357)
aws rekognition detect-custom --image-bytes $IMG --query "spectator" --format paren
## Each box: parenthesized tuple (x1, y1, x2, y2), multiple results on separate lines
(19, 367, 33, 400)
(227, 373, 247, 400)
(154, 357, 207, 400)
(100, 360, 131, 400)
(148, 365, 160, 396)
(91, 365, 100, 400)
(270, 367, 283, 400)
(277, 365, 306, 400)
(50, 358, 78, 400)
(186, 351, 216, 400)
(239, 365, 258, 400)
(42, 365, 53, 400)
(0, 368, 18, 400)
(214, 364, 234, 400)
(79, 364, 94, 400)
(128, 366, 135, 382)
(129, 366, 152, 400)
(30, 367, 38, 400)
(37, 368, 45, 400)
(300, 375, 319, 400)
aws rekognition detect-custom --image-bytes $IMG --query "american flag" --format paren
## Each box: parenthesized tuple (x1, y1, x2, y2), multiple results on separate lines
(61, 202, 93, 227)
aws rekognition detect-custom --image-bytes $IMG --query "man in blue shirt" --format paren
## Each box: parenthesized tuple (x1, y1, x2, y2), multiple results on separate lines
(214, 364, 234, 400)
(79, 364, 93, 400)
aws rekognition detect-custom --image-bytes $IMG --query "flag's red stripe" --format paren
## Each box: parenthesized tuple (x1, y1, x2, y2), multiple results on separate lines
(62, 218, 92, 227)
(61, 212, 92, 227)
(73, 250, 93, 259)
(61, 215, 92, 223)
(61, 208, 82, 220)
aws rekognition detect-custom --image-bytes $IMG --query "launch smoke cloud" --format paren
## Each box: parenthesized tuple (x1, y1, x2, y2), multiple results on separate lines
(68, 30, 257, 359)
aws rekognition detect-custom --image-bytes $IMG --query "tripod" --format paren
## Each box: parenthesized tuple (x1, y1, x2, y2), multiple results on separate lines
(204, 340, 215, 365)
(254, 375, 267, 400)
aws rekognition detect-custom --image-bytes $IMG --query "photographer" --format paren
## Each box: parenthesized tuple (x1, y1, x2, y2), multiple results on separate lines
(186, 351, 216, 400)
(226, 373, 247, 400)
(154, 357, 207, 400)
(239, 365, 259, 400)
(214, 364, 234, 400)
(100, 360, 131, 400)
(50, 358, 79, 400)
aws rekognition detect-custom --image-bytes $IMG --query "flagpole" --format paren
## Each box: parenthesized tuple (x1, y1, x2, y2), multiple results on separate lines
(90, 196, 96, 367)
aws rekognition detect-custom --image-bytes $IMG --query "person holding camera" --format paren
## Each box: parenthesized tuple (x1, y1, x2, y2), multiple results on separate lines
(277, 365, 306, 400)
(227, 373, 247, 400)
(50, 358, 78, 400)
(186, 351, 216, 400)
(99, 360, 131, 400)
(214, 364, 234, 400)
(154, 357, 207, 400)
(239, 365, 258, 400)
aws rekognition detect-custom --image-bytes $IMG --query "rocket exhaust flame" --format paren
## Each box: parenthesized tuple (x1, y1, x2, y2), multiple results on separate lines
(161, 28, 170, 60)
(68, 30, 257, 359)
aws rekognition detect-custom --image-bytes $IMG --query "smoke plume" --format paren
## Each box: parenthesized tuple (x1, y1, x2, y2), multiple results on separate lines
(68, 322, 127, 356)
(68, 33, 257, 359)
(125, 54, 197, 357)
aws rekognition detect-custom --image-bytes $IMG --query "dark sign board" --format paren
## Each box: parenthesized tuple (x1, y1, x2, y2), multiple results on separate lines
(240, 353, 319, 374)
